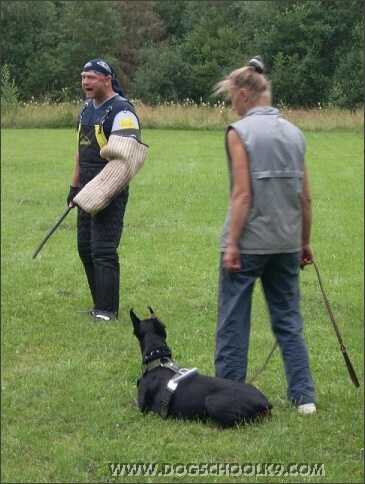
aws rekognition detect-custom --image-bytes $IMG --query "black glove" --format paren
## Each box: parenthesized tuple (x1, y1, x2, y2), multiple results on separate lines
(67, 186, 79, 206)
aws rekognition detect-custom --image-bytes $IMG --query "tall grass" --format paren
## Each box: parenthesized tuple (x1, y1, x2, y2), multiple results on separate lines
(1, 100, 364, 132)
(1, 127, 364, 483)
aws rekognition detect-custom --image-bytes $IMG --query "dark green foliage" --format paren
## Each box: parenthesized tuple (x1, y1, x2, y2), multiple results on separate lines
(154, 0, 188, 39)
(328, 11, 364, 109)
(1, 1, 60, 100)
(0, 0, 363, 107)
(132, 43, 190, 104)
(53, 1, 126, 100)
(1, 63, 18, 105)
(0, 0, 126, 101)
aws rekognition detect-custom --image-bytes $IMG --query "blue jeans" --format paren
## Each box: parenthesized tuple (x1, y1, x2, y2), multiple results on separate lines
(215, 252, 315, 406)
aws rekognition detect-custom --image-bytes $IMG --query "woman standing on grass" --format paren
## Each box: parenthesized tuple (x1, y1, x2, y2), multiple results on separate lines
(212, 56, 316, 414)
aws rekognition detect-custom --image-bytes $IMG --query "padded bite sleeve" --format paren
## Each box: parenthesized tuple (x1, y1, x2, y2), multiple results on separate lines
(74, 135, 148, 215)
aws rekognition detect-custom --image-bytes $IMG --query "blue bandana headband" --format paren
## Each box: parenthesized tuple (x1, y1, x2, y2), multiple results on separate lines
(82, 58, 125, 97)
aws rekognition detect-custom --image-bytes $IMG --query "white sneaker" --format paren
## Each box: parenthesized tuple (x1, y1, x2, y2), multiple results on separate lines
(93, 311, 117, 323)
(94, 313, 111, 322)
(297, 403, 316, 415)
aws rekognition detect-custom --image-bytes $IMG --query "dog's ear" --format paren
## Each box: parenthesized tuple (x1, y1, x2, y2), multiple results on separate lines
(148, 306, 156, 318)
(130, 308, 140, 336)
(147, 306, 166, 336)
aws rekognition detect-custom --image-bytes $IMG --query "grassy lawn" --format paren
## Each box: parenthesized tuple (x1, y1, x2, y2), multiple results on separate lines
(1, 128, 364, 483)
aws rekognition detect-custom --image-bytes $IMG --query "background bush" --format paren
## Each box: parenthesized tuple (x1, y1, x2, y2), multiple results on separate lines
(1, 0, 363, 108)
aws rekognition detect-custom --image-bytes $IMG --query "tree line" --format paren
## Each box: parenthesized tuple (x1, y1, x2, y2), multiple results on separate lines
(1, 0, 363, 108)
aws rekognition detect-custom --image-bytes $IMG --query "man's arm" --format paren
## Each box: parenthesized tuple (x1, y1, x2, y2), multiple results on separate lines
(110, 110, 141, 140)
(70, 151, 80, 187)
(223, 128, 251, 272)
(67, 151, 80, 208)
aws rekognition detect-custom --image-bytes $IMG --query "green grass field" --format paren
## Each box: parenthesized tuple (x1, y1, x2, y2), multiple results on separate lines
(1, 128, 364, 483)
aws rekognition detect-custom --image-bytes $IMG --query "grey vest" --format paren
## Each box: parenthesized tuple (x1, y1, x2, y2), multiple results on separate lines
(220, 106, 306, 254)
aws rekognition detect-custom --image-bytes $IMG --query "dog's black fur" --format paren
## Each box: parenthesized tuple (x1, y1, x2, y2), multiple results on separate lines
(130, 307, 273, 427)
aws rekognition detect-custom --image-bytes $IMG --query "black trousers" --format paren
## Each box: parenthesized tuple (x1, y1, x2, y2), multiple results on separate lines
(77, 186, 129, 315)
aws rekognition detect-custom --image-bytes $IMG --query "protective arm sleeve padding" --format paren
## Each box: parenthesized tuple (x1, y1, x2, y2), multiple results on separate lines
(73, 135, 148, 215)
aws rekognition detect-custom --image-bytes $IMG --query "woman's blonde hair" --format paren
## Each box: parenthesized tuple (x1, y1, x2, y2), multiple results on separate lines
(212, 55, 271, 103)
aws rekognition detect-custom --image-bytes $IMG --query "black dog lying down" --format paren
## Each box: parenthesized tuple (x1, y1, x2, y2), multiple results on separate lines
(130, 307, 273, 427)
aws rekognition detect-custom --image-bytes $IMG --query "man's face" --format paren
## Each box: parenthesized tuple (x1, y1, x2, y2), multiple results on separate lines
(81, 71, 110, 100)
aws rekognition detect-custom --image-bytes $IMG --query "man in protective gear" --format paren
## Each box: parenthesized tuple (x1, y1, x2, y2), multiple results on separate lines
(67, 58, 148, 322)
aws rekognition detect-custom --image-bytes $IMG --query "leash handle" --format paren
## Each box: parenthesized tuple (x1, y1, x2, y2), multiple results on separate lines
(312, 259, 360, 388)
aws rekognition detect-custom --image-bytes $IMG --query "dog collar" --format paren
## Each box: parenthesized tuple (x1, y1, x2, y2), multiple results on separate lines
(142, 356, 180, 375)
(143, 347, 172, 364)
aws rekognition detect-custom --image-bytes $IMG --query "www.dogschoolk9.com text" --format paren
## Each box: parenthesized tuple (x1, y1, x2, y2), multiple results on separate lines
(108, 462, 325, 478)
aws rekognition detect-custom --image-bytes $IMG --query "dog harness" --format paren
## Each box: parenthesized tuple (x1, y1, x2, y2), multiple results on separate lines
(141, 351, 198, 419)
(160, 367, 198, 418)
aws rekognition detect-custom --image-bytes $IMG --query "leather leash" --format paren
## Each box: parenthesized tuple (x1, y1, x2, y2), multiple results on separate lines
(249, 260, 360, 388)
(248, 341, 277, 384)
(312, 259, 360, 388)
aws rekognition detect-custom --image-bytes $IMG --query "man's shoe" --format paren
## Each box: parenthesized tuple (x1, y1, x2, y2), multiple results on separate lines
(297, 403, 316, 415)
(93, 310, 117, 323)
